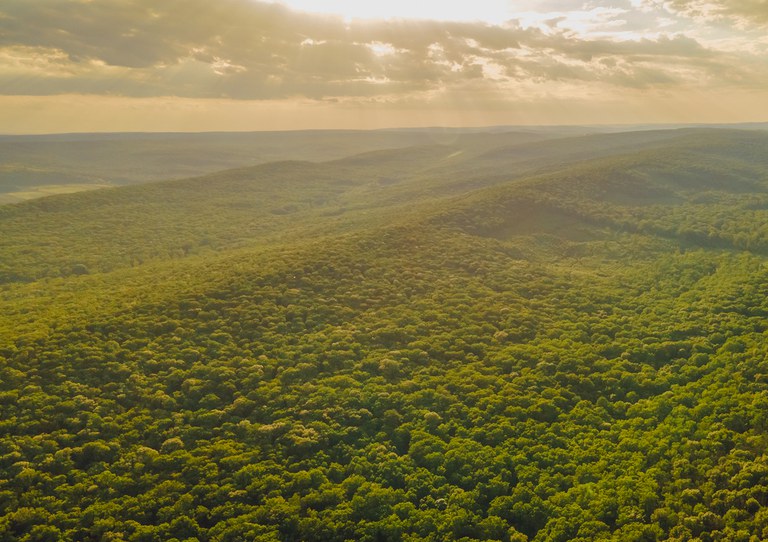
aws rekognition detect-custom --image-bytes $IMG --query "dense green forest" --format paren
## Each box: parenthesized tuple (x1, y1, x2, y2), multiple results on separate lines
(2, 128, 768, 541)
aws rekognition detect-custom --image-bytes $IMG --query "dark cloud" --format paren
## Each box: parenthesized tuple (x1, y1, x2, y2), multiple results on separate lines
(0, 0, 763, 101)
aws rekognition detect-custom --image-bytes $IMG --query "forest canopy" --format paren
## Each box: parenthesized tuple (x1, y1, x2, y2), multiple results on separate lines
(2, 127, 768, 541)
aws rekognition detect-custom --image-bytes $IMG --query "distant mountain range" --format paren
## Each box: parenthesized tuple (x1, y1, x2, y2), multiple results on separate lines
(2, 123, 765, 204)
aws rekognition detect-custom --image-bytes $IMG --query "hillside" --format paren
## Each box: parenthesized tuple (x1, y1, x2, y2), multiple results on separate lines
(2, 128, 768, 541)
(0, 129, 557, 205)
(2, 128, 767, 284)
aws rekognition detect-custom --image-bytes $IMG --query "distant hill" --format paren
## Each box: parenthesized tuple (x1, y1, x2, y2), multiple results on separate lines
(2, 127, 766, 283)
(3, 124, 764, 204)
(0, 129, 556, 204)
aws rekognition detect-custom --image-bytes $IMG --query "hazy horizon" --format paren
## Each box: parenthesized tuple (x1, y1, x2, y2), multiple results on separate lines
(2, 121, 768, 138)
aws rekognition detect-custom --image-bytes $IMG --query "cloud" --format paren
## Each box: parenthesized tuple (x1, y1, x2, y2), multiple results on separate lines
(0, 0, 765, 104)
(658, 0, 768, 26)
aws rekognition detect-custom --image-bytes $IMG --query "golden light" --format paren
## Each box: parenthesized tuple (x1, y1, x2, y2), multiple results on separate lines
(271, 0, 513, 24)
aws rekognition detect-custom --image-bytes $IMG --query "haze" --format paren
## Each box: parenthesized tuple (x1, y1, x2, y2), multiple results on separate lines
(1, 0, 767, 133)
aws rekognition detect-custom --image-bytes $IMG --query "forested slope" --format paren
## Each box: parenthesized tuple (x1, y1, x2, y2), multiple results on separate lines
(2, 128, 768, 541)
(0, 130, 554, 204)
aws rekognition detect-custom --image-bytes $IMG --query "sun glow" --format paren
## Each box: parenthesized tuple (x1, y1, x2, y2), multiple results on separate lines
(271, 0, 513, 24)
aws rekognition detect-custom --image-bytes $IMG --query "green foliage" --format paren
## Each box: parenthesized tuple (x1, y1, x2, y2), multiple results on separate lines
(2, 127, 768, 540)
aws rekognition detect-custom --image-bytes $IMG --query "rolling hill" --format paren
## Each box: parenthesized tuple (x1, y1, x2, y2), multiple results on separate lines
(0, 129, 558, 205)
(2, 127, 768, 541)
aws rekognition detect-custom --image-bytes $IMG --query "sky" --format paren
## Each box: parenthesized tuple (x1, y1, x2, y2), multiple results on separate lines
(0, 0, 767, 133)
